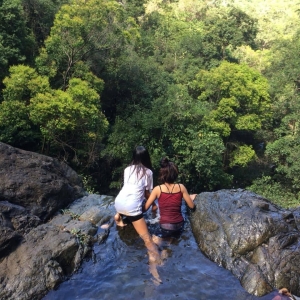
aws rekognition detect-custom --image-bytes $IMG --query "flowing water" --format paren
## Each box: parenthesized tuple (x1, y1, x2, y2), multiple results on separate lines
(43, 203, 276, 300)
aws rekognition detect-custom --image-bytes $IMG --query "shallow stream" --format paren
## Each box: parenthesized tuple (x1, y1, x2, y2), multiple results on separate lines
(43, 202, 276, 300)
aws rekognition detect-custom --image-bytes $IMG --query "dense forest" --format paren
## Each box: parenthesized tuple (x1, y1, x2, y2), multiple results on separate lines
(1, 0, 300, 207)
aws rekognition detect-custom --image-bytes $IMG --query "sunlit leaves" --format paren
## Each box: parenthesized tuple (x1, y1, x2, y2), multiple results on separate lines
(36, 0, 138, 89)
(235, 114, 261, 131)
(29, 77, 108, 163)
(194, 61, 271, 137)
(1, 65, 108, 164)
(230, 145, 256, 167)
(3, 65, 50, 101)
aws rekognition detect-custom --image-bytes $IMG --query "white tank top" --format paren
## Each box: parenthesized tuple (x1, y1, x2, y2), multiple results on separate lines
(114, 165, 153, 216)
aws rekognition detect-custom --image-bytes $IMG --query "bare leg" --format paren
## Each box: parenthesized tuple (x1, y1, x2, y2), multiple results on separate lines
(131, 218, 162, 283)
(149, 262, 162, 285)
(131, 218, 161, 263)
(152, 235, 163, 247)
(152, 234, 174, 246)
(114, 213, 126, 227)
(152, 232, 175, 263)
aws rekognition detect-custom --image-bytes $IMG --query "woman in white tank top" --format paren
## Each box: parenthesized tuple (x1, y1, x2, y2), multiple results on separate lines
(114, 146, 160, 264)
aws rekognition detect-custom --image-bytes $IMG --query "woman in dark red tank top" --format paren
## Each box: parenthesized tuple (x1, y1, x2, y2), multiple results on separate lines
(143, 157, 196, 236)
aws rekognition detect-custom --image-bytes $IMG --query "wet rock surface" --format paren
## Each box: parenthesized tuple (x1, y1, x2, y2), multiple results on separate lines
(0, 194, 115, 300)
(190, 189, 300, 297)
(0, 142, 115, 300)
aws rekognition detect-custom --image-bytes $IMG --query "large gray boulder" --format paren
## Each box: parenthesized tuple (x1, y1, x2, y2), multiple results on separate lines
(190, 189, 300, 297)
(0, 142, 87, 259)
(0, 142, 86, 221)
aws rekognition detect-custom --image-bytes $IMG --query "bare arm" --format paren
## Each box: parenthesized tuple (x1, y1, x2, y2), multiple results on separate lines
(144, 186, 160, 211)
(181, 184, 195, 209)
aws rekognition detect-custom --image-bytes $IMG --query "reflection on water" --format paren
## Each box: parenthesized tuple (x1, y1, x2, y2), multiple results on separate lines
(43, 204, 276, 300)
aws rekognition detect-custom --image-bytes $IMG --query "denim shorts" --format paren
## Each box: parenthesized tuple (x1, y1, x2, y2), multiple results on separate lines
(159, 221, 184, 237)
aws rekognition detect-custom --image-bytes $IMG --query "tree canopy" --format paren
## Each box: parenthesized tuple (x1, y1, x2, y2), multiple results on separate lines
(1, 0, 300, 206)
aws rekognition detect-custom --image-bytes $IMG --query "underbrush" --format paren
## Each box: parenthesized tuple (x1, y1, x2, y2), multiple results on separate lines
(247, 176, 300, 208)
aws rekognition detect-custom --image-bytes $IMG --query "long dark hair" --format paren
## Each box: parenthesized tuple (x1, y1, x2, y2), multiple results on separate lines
(158, 157, 178, 184)
(130, 146, 152, 179)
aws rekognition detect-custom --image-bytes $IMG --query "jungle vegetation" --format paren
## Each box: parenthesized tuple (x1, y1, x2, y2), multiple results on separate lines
(1, 0, 300, 207)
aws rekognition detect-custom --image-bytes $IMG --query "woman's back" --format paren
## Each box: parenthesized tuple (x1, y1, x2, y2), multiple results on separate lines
(115, 165, 153, 216)
(158, 184, 184, 224)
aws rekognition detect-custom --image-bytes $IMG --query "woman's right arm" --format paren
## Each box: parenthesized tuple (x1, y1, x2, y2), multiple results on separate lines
(144, 186, 159, 211)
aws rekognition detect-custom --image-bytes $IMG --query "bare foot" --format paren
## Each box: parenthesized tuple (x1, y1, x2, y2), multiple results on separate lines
(114, 213, 127, 227)
(149, 262, 162, 285)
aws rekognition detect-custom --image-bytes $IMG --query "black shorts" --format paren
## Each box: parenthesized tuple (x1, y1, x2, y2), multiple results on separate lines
(121, 213, 143, 223)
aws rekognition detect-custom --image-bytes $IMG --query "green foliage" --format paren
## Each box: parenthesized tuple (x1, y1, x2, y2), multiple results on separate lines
(70, 229, 90, 245)
(194, 61, 271, 136)
(61, 209, 80, 220)
(230, 145, 256, 167)
(1, 65, 108, 164)
(202, 7, 258, 63)
(36, 0, 139, 90)
(122, 0, 147, 20)
(231, 0, 299, 50)
(22, 0, 69, 48)
(100, 48, 171, 122)
(264, 32, 300, 123)
(0, 65, 48, 147)
(172, 130, 233, 192)
(140, 4, 258, 73)
(192, 61, 271, 169)
(3, 65, 51, 100)
(0, 100, 38, 146)
(265, 135, 300, 192)
(258, 27, 300, 204)
(248, 176, 300, 208)
(29, 78, 108, 163)
(80, 174, 99, 194)
(105, 81, 231, 192)
(0, 0, 35, 88)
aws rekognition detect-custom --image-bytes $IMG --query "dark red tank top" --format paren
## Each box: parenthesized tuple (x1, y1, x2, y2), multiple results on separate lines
(158, 184, 183, 224)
